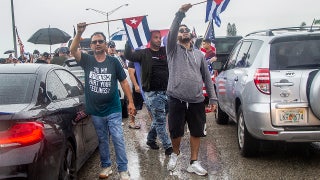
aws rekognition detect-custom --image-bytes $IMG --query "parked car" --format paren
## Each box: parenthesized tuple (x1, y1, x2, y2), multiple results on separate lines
(63, 58, 132, 118)
(214, 26, 320, 157)
(0, 64, 98, 179)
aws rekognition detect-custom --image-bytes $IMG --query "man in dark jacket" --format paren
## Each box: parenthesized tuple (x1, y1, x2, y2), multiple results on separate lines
(124, 30, 173, 156)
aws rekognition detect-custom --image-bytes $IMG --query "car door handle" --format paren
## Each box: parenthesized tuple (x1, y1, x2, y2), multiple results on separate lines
(274, 82, 294, 87)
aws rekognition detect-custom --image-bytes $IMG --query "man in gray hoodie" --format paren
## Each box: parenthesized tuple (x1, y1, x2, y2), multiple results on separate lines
(166, 3, 217, 176)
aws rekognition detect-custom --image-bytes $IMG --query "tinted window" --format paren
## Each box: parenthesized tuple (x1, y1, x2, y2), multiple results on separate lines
(270, 39, 320, 70)
(225, 41, 242, 70)
(246, 40, 263, 66)
(235, 41, 252, 68)
(0, 74, 35, 105)
(55, 70, 84, 97)
(46, 71, 68, 100)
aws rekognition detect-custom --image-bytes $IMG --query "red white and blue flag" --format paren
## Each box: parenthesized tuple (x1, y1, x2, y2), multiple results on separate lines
(122, 16, 151, 49)
(205, 0, 230, 27)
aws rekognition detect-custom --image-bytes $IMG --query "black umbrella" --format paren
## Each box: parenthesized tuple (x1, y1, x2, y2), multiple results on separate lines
(28, 27, 71, 45)
(4, 50, 15, 54)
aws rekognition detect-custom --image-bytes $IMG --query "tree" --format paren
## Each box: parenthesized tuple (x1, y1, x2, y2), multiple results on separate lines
(300, 22, 306, 27)
(231, 23, 237, 36)
(227, 23, 237, 36)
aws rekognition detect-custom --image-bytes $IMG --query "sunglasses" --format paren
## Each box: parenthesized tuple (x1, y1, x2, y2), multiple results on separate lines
(179, 28, 190, 33)
(109, 45, 115, 48)
(91, 40, 106, 44)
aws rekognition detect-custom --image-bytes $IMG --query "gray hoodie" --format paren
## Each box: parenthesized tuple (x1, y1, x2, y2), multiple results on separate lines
(166, 11, 217, 104)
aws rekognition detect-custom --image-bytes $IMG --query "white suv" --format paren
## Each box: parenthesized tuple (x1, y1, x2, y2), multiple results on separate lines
(214, 26, 320, 157)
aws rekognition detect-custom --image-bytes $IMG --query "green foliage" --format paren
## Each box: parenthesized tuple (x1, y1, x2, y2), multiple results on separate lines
(227, 23, 237, 36)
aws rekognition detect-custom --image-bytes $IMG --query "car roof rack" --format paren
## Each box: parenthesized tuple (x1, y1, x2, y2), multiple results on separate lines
(245, 26, 320, 37)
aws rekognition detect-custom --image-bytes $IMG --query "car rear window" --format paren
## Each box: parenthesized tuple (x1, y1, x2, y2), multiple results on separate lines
(270, 38, 320, 70)
(0, 74, 36, 105)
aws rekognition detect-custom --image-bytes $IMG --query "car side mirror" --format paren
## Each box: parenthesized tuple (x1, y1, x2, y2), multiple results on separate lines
(212, 61, 223, 70)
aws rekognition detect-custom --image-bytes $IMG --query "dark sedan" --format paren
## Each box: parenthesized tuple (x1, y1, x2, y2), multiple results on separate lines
(0, 64, 98, 180)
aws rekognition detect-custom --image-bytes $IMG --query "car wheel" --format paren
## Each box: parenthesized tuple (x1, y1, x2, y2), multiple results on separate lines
(216, 103, 229, 125)
(59, 141, 77, 180)
(122, 97, 128, 118)
(237, 105, 260, 157)
(307, 70, 320, 119)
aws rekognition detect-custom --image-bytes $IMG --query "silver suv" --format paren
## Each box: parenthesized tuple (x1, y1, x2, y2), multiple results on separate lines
(214, 26, 320, 157)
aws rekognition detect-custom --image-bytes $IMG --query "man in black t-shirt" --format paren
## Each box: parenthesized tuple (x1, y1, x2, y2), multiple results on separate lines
(124, 31, 173, 156)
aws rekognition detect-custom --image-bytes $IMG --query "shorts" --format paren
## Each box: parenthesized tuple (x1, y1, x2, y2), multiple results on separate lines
(168, 96, 206, 138)
(132, 89, 144, 110)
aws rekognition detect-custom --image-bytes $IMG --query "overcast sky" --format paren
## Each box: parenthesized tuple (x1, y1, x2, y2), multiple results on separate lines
(0, 0, 318, 57)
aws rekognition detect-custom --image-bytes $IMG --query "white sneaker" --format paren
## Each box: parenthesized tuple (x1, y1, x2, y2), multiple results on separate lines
(167, 153, 179, 171)
(187, 161, 208, 176)
(99, 166, 112, 179)
(119, 171, 130, 180)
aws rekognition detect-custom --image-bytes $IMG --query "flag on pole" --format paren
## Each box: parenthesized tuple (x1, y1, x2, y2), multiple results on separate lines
(205, 0, 230, 27)
(203, 20, 216, 51)
(122, 16, 151, 49)
(15, 27, 25, 56)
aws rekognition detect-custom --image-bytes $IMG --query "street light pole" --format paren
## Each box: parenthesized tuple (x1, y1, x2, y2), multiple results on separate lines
(11, 0, 17, 58)
(86, 4, 128, 41)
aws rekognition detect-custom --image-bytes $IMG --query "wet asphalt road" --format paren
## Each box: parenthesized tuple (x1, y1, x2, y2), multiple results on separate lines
(78, 106, 320, 180)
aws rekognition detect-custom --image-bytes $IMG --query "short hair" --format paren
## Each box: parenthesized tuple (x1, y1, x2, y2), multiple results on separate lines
(90, 32, 106, 41)
(150, 30, 161, 36)
(202, 39, 211, 44)
(179, 24, 188, 29)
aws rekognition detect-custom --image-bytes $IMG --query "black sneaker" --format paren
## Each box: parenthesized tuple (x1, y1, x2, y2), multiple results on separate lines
(165, 147, 173, 155)
(146, 141, 160, 149)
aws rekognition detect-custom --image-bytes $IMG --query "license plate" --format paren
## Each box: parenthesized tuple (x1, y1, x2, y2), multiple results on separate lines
(279, 109, 305, 123)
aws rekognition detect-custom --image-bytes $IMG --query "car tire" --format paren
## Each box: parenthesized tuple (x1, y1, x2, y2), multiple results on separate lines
(59, 141, 77, 180)
(122, 97, 128, 118)
(216, 103, 229, 125)
(237, 105, 260, 157)
(307, 70, 320, 119)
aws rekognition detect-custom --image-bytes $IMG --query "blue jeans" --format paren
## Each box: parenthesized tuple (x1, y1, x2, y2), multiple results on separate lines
(92, 113, 128, 172)
(144, 91, 172, 150)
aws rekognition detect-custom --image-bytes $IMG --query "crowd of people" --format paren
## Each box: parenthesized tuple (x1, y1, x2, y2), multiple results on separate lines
(1, 3, 219, 180)
(0, 47, 73, 65)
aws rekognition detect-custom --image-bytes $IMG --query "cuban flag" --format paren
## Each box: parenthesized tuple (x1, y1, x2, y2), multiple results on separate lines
(122, 16, 151, 49)
(205, 0, 230, 27)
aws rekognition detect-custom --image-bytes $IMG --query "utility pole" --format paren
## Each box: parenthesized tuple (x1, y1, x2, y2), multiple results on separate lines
(11, 0, 17, 58)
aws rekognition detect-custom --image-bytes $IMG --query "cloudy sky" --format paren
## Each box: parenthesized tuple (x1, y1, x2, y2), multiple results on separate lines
(0, 0, 318, 57)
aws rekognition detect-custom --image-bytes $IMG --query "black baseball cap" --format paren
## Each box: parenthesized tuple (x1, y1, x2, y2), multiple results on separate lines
(107, 41, 116, 48)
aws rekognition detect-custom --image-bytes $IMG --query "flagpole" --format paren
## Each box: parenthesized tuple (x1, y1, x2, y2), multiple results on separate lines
(192, 1, 207, 6)
(87, 15, 148, 26)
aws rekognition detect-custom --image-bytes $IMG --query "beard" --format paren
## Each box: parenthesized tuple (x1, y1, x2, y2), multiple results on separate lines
(178, 36, 191, 44)
(150, 41, 161, 49)
(94, 49, 105, 55)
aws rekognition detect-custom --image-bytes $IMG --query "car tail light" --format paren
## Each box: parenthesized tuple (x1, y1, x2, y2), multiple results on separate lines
(0, 122, 44, 148)
(254, 68, 270, 95)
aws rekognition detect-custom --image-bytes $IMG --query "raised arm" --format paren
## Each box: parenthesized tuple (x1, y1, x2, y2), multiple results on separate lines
(166, 4, 192, 56)
(70, 22, 87, 62)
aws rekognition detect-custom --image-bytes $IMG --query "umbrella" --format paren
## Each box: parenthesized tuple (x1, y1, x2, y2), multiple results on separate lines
(28, 27, 71, 45)
(4, 50, 15, 54)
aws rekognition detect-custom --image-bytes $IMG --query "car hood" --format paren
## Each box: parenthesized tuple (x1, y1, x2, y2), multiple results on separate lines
(0, 104, 30, 115)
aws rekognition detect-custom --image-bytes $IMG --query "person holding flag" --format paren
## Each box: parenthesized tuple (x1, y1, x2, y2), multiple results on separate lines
(124, 30, 173, 156)
(70, 22, 135, 180)
(166, 3, 217, 176)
